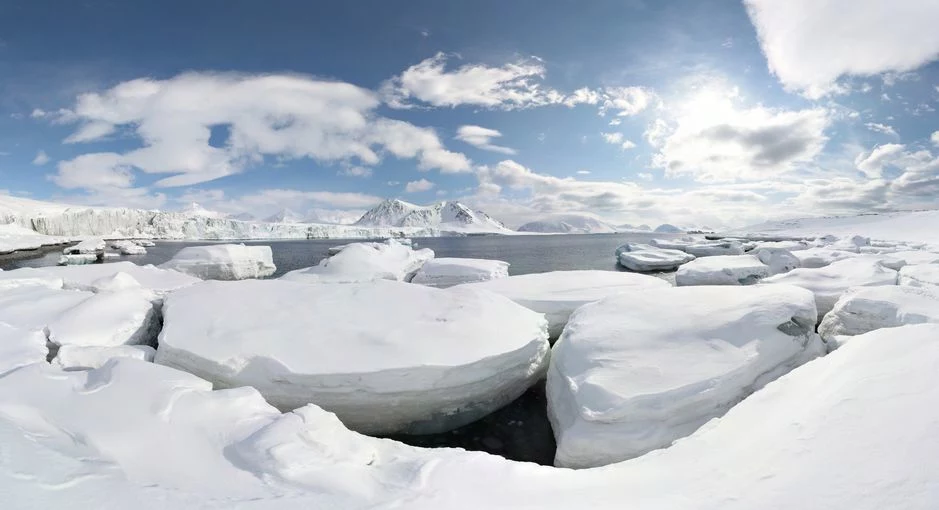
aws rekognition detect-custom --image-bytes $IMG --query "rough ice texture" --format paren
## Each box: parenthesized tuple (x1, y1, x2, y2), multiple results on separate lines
(792, 247, 858, 268)
(0, 223, 70, 254)
(281, 239, 434, 283)
(46, 290, 159, 348)
(548, 284, 823, 468)
(648, 237, 696, 250)
(763, 257, 898, 318)
(52, 344, 156, 369)
(410, 257, 509, 287)
(755, 248, 800, 274)
(0, 322, 47, 375)
(898, 264, 939, 288)
(880, 250, 939, 270)
(156, 279, 549, 435)
(675, 254, 770, 286)
(682, 240, 745, 257)
(615, 243, 696, 271)
(818, 286, 939, 344)
(161, 244, 276, 280)
(456, 270, 670, 338)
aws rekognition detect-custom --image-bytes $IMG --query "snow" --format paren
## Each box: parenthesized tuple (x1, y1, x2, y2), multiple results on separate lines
(63, 237, 105, 254)
(763, 257, 899, 318)
(879, 250, 939, 270)
(648, 237, 696, 250)
(0, 285, 93, 331)
(825, 235, 871, 253)
(751, 240, 811, 251)
(133, 239, 156, 247)
(111, 239, 147, 255)
(516, 214, 617, 234)
(456, 270, 670, 338)
(818, 286, 939, 345)
(898, 264, 939, 288)
(615, 243, 696, 271)
(355, 199, 510, 234)
(547, 284, 823, 468)
(156, 279, 549, 434)
(51, 344, 156, 369)
(46, 290, 159, 347)
(0, 267, 64, 290)
(160, 244, 276, 280)
(653, 223, 683, 233)
(675, 254, 770, 286)
(58, 253, 99, 265)
(792, 247, 858, 268)
(281, 238, 433, 283)
(410, 257, 509, 287)
(0, 322, 47, 375)
(30, 261, 199, 294)
(0, 223, 70, 254)
(754, 248, 800, 274)
(682, 240, 745, 257)
(736, 209, 939, 245)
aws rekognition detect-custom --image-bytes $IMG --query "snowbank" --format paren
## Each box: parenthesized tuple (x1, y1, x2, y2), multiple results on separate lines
(548, 284, 823, 468)
(818, 286, 939, 345)
(410, 257, 509, 287)
(156, 280, 549, 434)
(281, 238, 433, 283)
(675, 254, 770, 286)
(31, 262, 199, 294)
(160, 244, 276, 280)
(880, 250, 939, 270)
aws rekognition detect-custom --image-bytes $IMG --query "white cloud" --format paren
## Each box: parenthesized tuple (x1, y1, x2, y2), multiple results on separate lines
(636, 172, 653, 181)
(600, 132, 637, 150)
(562, 87, 602, 107)
(745, 0, 939, 97)
(49, 72, 471, 190)
(576, 170, 591, 175)
(32, 150, 50, 165)
(608, 118, 622, 126)
(405, 178, 435, 193)
(865, 122, 899, 137)
(931, 131, 939, 146)
(855, 143, 906, 177)
(51, 152, 133, 190)
(337, 165, 372, 178)
(455, 125, 517, 155)
(599, 86, 655, 117)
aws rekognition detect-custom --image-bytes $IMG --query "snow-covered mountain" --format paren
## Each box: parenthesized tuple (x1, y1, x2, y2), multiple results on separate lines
(178, 202, 228, 219)
(355, 199, 510, 234)
(517, 214, 617, 234)
(263, 208, 307, 224)
(653, 224, 684, 233)
(617, 223, 651, 232)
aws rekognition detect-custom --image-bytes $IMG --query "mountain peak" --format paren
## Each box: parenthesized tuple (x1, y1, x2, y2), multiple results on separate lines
(355, 199, 509, 233)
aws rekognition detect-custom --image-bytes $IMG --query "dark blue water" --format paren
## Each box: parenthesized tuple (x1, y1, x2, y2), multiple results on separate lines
(2, 233, 684, 278)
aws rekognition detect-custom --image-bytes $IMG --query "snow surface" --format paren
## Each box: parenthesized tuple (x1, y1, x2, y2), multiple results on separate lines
(0, 322, 47, 376)
(516, 214, 617, 234)
(898, 264, 939, 288)
(28, 261, 199, 294)
(0, 285, 93, 331)
(456, 270, 670, 338)
(161, 244, 276, 280)
(548, 284, 823, 468)
(616, 243, 696, 271)
(0, 223, 70, 254)
(281, 238, 433, 283)
(736, 210, 939, 245)
(111, 239, 147, 255)
(751, 240, 811, 252)
(46, 290, 159, 348)
(63, 237, 105, 254)
(879, 250, 939, 270)
(58, 253, 99, 265)
(51, 344, 156, 369)
(818, 286, 939, 344)
(754, 248, 800, 274)
(675, 254, 770, 286)
(156, 279, 549, 434)
(763, 257, 898, 318)
(792, 247, 858, 268)
(410, 257, 509, 287)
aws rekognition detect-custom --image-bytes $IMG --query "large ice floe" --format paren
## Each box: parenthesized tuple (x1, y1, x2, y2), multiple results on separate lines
(409, 257, 509, 287)
(675, 254, 770, 286)
(110, 239, 147, 255)
(281, 238, 433, 283)
(160, 244, 276, 280)
(0, 322, 47, 375)
(898, 264, 939, 288)
(818, 286, 939, 346)
(155, 279, 549, 434)
(2, 261, 199, 295)
(763, 257, 898, 318)
(46, 290, 159, 348)
(547, 284, 824, 468)
(63, 237, 105, 255)
(615, 243, 695, 271)
(681, 240, 745, 257)
(457, 270, 670, 338)
(792, 247, 858, 268)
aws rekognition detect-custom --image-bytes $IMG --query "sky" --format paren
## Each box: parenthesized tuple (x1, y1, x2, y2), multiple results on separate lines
(0, 0, 937, 228)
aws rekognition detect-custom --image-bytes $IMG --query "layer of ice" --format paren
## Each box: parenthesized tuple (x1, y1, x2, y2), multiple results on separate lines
(111, 240, 147, 255)
(675, 254, 770, 286)
(818, 286, 939, 345)
(51, 344, 156, 369)
(879, 250, 939, 270)
(615, 243, 696, 271)
(281, 238, 433, 283)
(160, 244, 276, 280)
(63, 238, 105, 254)
(682, 240, 745, 257)
(26, 262, 199, 294)
(755, 248, 800, 274)
(548, 284, 823, 468)
(898, 264, 939, 288)
(410, 257, 509, 287)
(792, 247, 858, 268)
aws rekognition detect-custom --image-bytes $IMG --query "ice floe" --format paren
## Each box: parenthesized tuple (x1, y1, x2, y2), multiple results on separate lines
(792, 247, 859, 268)
(46, 290, 159, 348)
(898, 264, 939, 288)
(0, 322, 47, 375)
(160, 244, 276, 280)
(615, 243, 695, 271)
(818, 286, 939, 346)
(675, 254, 770, 286)
(51, 344, 156, 369)
(410, 257, 509, 287)
(281, 238, 433, 283)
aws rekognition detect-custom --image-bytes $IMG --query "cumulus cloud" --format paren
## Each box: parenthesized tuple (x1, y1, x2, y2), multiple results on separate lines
(745, 0, 939, 97)
(855, 143, 906, 178)
(455, 125, 517, 154)
(174, 188, 373, 223)
(600, 132, 637, 150)
(32, 150, 50, 165)
(48, 72, 471, 190)
(51, 153, 133, 190)
(865, 122, 899, 137)
(598, 86, 655, 117)
(405, 178, 435, 193)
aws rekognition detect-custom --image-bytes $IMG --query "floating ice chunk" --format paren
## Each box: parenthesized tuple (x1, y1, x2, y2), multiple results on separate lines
(881, 251, 939, 270)
(133, 239, 156, 247)
(682, 240, 745, 257)
(616, 243, 696, 271)
(156, 280, 549, 435)
(763, 257, 898, 318)
(457, 270, 670, 338)
(792, 247, 859, 268)
(548, 284, 824, 468)
(47, 290, 159, 348)
(899, 264, 939, 288)
(51, 344, 156, 369)
(755, 248, 801, 274)
(282, 239, 433, 283)
(410, 257, 509, 287)
(58, 253, 99, 265)
(0, 323, 47, 376)
(160, 244, 276, 280)
(648, 237, 695, 250)
(63, 238, 105, 255)
(818, 286, 939, 345)
(675, 254, 770, 286)
(111, 240, 147, 255)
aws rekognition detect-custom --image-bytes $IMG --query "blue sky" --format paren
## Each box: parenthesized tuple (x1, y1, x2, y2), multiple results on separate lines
(0, 0, 937, 227)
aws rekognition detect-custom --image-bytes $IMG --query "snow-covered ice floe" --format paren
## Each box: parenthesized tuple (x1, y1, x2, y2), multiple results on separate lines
(792, 247, 858, 268)
(281, 238, 433, 283)
(615, 243, 695, 271)
(754, 248, 800, 274)
(879, 250, 939, 270)
(547, 284, 824, 468)
(156, 279, 549, 434)
(0, 223, 70, 254)
(14, 261, 199, 295)
(63, 237, 105, 255)
(457, 270, 670, 338)
(675, 254, 770, 286)
(409, 257, 509, 287)
(763, 257, 898, 318)
(58, 253, 99, 265)
(818, 286, 939, 347)
(46, 290, 159, 348)
(681, 240, 745, 257)
(110, 240, 147, 255)
(898, 264, 939, 288)
(160, 244, 276, 280)
(0, 322, 47, 375)
(751, 240, 812, 252)
(51, 344, 156, 369)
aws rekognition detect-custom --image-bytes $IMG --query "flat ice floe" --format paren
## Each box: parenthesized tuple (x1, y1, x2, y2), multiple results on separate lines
(675, 254, 770, 286)
(111, 240, 147, 255)
(63, 237, 105, 254)
(281, 238, 434, 283)
(46, 290, 159, 348)
(792, 247, 859, 268)
(818, 286, 939, 346)
(763, 257, 898, 318)
(457, 270, 670, 338)
(409, 257, 509, 287)
(0, 322, 47, 375)
(898, 264, 939, 288)
(681, 240, 745, 257)
(547, 284, 823, 468)
(161, 244, 276, 280)
(754, 248, 800, 274)
(879, 250, 939, 270)
(615, 243, 695, 271)
(156, 279, 549, 434)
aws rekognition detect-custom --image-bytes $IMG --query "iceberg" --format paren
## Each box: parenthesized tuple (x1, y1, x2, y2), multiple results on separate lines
(675, 254, 771, 286)
(898, 264, 939, 288)
(281, 238, 433, 283)
(615, 243, 695, 271)
(818, 286, 939, 346)
(547, 284, 823, 468)
(111, 240, 147, 255)
(156, 280, 549, 435)
(58, 253, 99, 265)
(160, 244, 276, 280)
(456, 270, 670, 339)
(410, 257, 509, 287)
